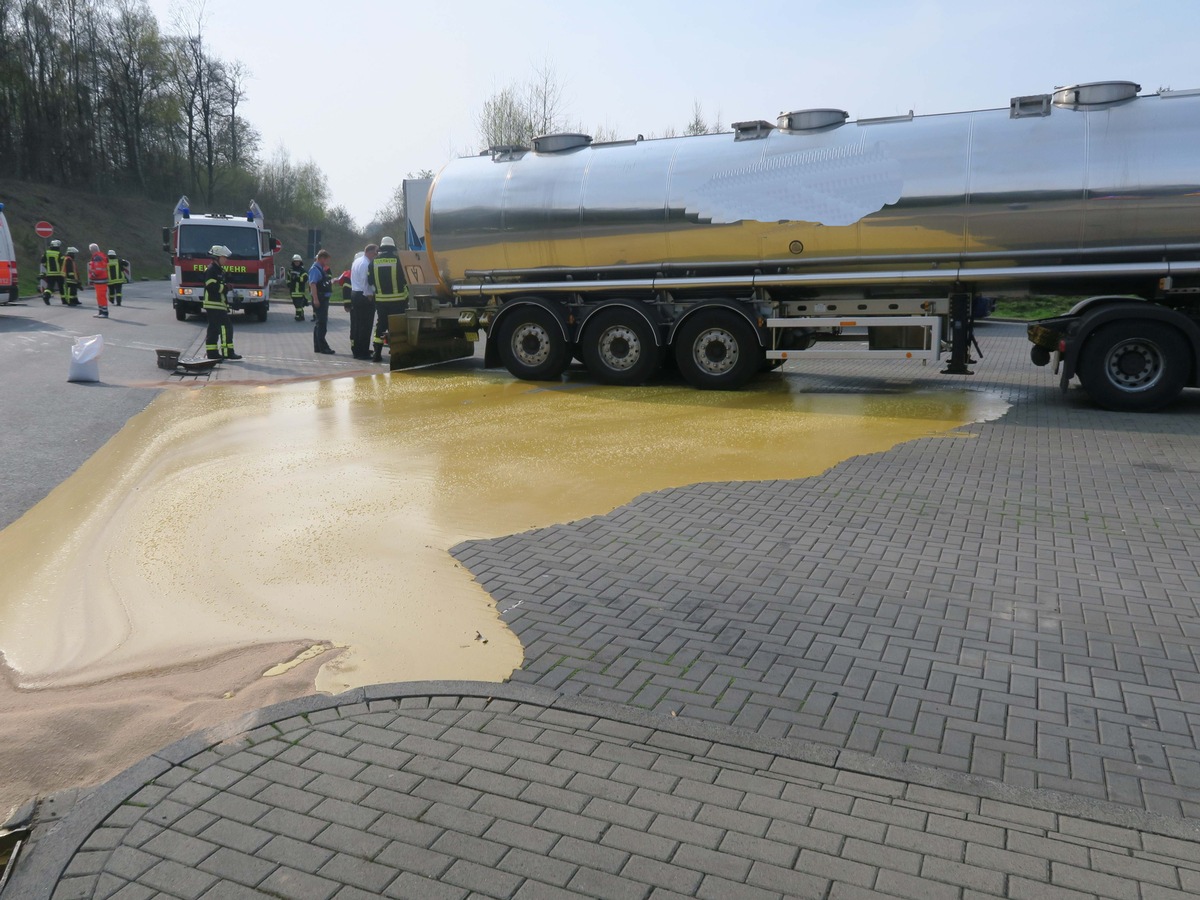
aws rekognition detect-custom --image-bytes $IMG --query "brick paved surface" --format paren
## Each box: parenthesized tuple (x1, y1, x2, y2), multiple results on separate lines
(455, 324, 1200, 819)
(6, 308, 1200, 897)
(7, 685, 1200, 900)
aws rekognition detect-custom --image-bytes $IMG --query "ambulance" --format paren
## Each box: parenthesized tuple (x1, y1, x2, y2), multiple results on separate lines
(0, 203, 17, 303)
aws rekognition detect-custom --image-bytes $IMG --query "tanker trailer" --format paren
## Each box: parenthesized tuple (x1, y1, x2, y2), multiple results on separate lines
(391, 80, 1200, 406)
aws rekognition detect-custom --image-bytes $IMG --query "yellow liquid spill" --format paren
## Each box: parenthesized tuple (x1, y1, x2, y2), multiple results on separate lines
(0, 368, 1008, 694)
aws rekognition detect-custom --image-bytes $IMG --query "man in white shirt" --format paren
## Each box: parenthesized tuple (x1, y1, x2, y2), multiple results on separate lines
(349, 244, 378, 360)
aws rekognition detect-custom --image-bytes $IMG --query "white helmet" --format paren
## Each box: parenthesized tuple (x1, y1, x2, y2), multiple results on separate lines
(292, 254, 303, 262)
(50, 239, 62, 249)
(209, 244, 232, 257)
(66, 246, 78, 255)
(380, 236, 396, 248)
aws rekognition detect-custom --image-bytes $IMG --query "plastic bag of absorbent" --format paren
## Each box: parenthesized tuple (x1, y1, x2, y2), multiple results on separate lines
(68, 333, 104, 383)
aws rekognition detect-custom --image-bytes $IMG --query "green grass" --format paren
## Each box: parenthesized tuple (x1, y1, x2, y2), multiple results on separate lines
(990, 296, 1080, 320)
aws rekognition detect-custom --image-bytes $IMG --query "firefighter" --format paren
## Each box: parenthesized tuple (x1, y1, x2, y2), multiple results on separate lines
(368, 236, 408, 362)
(62, 247, 81, 306)
(41, 239, 64, 305)
(287, 253, 309, 321)
(87, 243, 109, 317)
(203, 244, 243, 360)
(106, 250, 128, 306)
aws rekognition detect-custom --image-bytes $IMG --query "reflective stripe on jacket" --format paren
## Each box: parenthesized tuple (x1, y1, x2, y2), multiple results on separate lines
(288, 266, 309, 299)
(202, 262, 228, 310)
(89, 253, 108, 283)
(370, 253, 409, 301)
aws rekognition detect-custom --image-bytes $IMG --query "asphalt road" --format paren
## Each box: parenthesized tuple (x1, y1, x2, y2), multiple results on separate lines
(0, 282, 376, 530)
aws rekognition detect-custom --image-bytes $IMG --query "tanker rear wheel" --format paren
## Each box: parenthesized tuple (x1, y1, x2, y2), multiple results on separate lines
(496, 306, 569, 381)
(581, 307, 661, 386)
(1077, 321, 1188, 411)
(673, 309, 762, 390)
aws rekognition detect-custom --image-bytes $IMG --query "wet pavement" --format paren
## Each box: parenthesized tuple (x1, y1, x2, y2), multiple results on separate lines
(3, 287, 1200, 897)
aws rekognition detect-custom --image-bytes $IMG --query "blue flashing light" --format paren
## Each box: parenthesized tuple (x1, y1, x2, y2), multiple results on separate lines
(246, 209, 255, 221)
(180, 207, 190, 218)
(0, 202, 5, 212)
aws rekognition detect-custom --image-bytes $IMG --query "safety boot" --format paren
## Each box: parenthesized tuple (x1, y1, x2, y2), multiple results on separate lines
(43, 291, 51, 305)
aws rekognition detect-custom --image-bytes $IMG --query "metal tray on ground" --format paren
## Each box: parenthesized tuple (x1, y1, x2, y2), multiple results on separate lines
(176, 357, 220, 372)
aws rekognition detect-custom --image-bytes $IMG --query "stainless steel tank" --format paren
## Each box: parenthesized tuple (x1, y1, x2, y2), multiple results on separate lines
(425, 82, 1200, 292)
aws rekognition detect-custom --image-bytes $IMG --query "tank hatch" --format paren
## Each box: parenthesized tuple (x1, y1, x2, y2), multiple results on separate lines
(1053, 81, 1141, 108)
(532, 133, 593, 153)
(777, 109, 848, 132)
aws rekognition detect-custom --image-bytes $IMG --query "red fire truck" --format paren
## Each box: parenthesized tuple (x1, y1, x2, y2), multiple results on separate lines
(163, 196, 279, 321)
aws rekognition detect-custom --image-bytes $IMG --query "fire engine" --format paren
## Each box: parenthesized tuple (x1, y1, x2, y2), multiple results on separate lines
(163, 197, 279, 321)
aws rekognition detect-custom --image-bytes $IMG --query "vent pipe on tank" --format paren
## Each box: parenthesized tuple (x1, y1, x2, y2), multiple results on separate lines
(732, 120, 774, 141)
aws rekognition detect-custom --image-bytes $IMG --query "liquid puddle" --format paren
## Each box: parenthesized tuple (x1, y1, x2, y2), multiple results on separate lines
(0, 368, 1008, 695)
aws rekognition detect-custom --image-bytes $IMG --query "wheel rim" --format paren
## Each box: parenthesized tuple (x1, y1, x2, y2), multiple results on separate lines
(1104, 338, 1164, 391)
(511, 322, 551, 367)
(597, 325, 642, 371)
(691, 327, 739, 376)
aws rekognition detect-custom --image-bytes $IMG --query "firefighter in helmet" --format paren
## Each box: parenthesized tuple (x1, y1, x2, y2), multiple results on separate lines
(203, 244, 243, 360)
(287, 253, 309, 321)
(368, 236, 409, 363)
(62, 247, 81, 306)
(106, 250, 130, 306)
(88, 243, 109, 317)
(41, 239, 64, 305)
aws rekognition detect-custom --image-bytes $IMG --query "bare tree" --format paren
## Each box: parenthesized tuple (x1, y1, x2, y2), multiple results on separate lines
(476, 62, 571, 150)
(99, 0, 164, 188)
(224, 59, 251, 168)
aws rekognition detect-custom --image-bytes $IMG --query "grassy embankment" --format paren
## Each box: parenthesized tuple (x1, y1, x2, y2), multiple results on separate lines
(0, 179, 363, 299)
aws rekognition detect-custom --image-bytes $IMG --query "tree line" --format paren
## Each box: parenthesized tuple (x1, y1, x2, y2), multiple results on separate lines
(0, 4, 723, 237)
(0, 0, 342, 227)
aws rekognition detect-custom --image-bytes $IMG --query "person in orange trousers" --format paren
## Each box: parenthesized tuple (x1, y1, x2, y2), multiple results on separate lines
(88, 242, 109, 318)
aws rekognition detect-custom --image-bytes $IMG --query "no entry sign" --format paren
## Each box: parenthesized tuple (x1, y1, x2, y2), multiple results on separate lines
(35, 221, 53, 238)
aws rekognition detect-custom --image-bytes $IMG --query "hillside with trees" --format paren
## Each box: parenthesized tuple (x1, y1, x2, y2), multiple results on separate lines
(0, 0, 361, 293)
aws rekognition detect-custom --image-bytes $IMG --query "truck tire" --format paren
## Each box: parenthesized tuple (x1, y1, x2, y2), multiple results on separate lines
(256, 304, 268, 322)
(496, 306, 569, 381)
(581, 307, 660, 386)
(1077, 321, 1188, 411)
(673, 309, 762, 390)
(175, 306, 187, 321)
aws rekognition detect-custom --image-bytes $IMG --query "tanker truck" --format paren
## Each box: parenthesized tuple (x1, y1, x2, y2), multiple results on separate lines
(390, 80, 1200, 410)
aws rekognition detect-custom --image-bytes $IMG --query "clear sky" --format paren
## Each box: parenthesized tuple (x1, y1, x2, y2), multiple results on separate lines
(144, 0, 1198, 229)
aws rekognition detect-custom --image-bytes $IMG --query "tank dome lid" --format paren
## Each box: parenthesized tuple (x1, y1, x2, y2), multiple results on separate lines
(777, 109, 848, 132)
(532, 133, 593, 152)
(1053, 81, 1140, 107)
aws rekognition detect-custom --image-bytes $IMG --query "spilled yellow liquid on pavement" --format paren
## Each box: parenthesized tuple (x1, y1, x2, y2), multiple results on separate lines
(0, 368, 1007, 694)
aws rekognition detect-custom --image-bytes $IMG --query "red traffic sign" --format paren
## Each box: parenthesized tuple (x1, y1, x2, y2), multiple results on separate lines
(35, 221, 53, 238)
